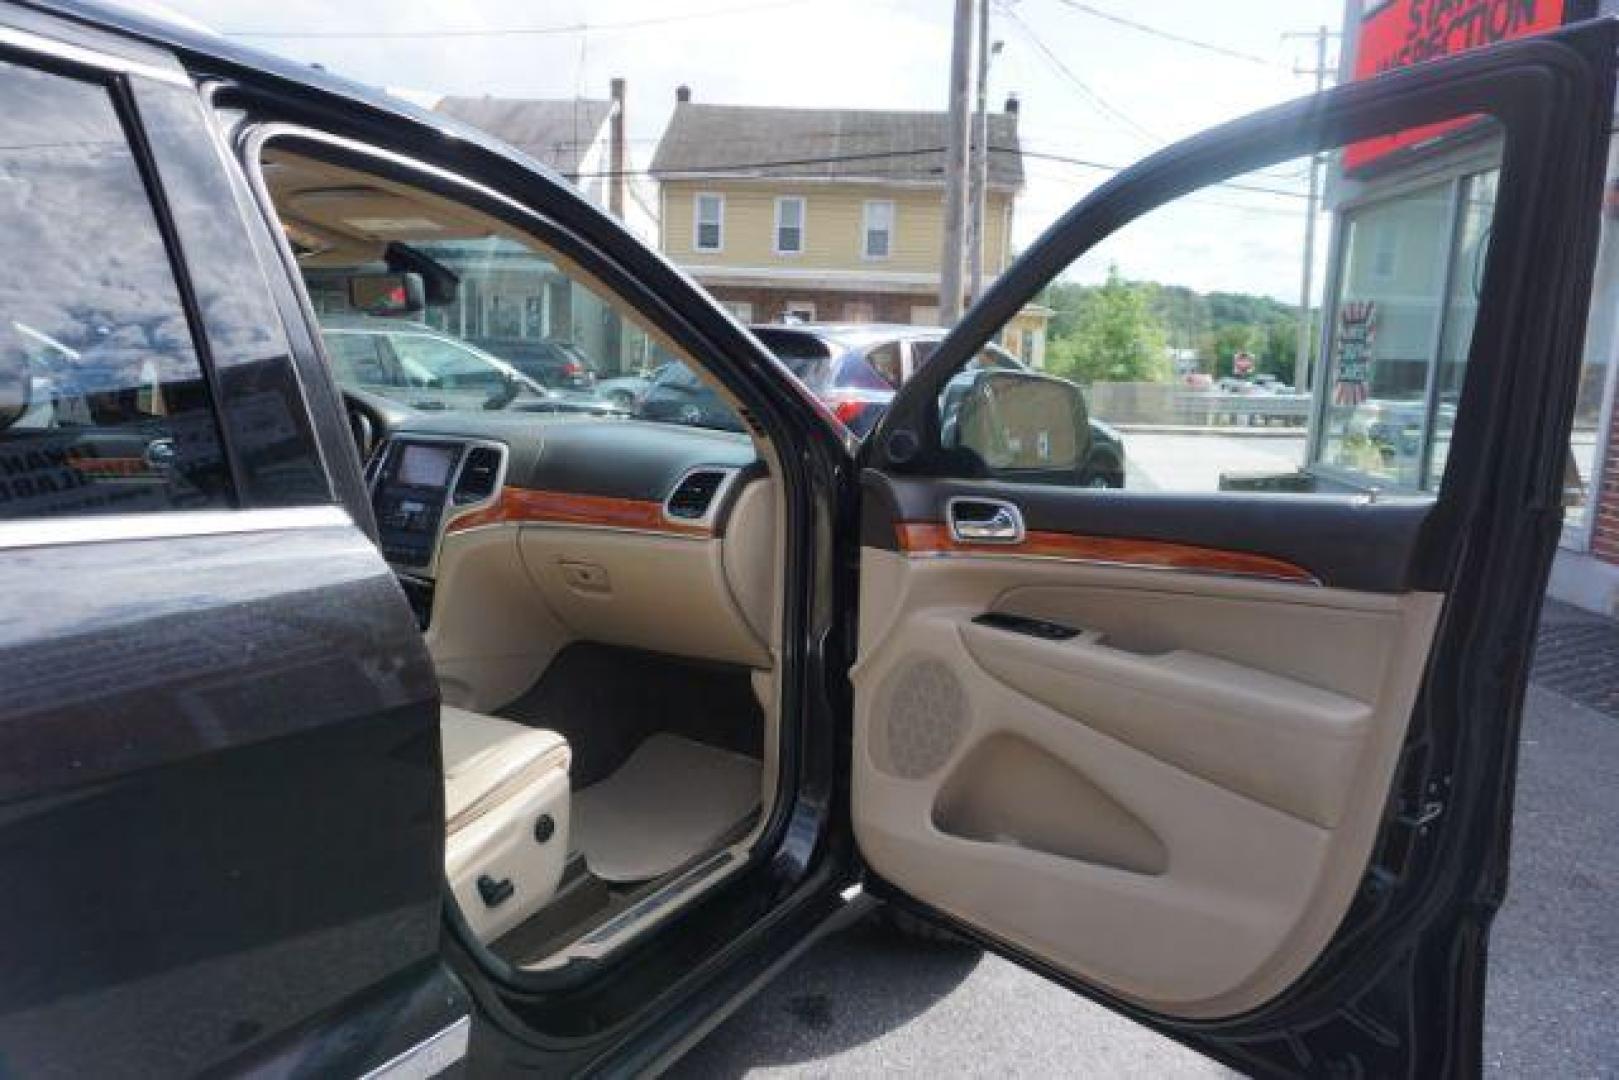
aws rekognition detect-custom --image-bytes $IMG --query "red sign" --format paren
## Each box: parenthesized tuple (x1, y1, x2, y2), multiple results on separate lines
(1345, 0, 1570, 171)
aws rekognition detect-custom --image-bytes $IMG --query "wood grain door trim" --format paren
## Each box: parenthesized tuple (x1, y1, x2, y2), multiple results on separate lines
(894, 522, 1320, 585)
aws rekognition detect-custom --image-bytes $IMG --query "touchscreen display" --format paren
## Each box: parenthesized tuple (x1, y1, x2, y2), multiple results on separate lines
(397, 443, 456, 488)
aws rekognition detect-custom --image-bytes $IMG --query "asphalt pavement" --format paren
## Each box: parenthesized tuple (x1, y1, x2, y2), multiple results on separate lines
(671, 674, 1619, 1077)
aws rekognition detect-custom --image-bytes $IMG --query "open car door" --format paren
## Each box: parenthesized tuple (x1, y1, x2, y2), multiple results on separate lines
(851, 23, 1615, 1077)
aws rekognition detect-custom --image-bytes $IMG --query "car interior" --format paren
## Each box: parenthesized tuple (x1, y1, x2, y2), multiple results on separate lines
(260, 144, 788, 968)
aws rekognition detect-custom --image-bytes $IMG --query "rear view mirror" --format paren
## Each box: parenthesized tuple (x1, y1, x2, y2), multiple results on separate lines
(349, 272, 425, 317)
(949, 370, 1091, 476)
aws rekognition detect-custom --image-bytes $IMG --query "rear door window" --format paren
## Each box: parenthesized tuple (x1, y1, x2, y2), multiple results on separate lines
(0, 60, 232, 518)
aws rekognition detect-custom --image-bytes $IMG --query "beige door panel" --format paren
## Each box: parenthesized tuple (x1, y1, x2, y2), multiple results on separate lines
(853, 549, 1442, 1018)
(959, 620, 1370, 828)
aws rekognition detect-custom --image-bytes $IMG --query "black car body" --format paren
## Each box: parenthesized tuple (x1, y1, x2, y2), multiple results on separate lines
(0, 5, 1613, 1078)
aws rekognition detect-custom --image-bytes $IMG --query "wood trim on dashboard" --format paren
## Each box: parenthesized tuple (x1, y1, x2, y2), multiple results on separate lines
(444, 486, 713, 538)
(894, 522, 1320, 584)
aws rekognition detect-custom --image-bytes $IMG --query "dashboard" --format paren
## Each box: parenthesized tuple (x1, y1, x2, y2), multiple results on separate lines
(367, 414, 759, 578)
(364, 415, 776, 707)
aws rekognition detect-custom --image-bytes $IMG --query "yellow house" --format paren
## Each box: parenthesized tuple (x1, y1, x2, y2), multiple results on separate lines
(651, 92, 1047, 363)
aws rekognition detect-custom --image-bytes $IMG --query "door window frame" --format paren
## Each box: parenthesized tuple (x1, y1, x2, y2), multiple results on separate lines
(235, 118, 847, 998)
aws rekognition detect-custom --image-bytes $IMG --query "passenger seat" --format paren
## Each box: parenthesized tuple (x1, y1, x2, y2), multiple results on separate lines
(440, 706, 572, 943)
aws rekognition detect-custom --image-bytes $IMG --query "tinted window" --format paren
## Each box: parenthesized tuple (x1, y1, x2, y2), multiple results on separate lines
(835, 352, 895, 391)
(133, 81, 328, 506)
(0, 62, 231, 518)
(865, 342, 904, 388)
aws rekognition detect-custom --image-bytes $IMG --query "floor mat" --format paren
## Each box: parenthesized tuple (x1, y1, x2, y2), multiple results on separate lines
(498, 643, 763, 786)
(573, 734, 760, 883)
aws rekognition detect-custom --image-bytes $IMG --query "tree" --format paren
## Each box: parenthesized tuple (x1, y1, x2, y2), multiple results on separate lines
(1046, 266, 1170, 384)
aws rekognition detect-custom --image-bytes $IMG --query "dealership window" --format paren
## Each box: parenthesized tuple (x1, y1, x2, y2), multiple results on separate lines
(1314, 151, 1503, 493)
(721, 300, 753, 322)
(864, 200, 894, 259)
(782, 300, 816, 323)
(774, 196, 805, 255)
(694, 193, 724, 252)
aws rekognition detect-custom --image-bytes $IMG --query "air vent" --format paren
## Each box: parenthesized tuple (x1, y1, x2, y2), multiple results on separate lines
(453, 445, 503, 504)
(665, 468, 731, 522)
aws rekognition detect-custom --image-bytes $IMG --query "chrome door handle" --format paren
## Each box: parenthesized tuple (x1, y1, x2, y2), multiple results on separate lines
(947, 497, 1025, 543)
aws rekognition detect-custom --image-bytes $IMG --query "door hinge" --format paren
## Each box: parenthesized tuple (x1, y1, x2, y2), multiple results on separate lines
(1396, 799, 1444, 830)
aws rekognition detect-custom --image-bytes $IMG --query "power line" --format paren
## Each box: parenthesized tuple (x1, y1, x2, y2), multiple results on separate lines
(998, 3, 1160, 145)
(580, 142, 1312, 202)
(1051, 0, 1284, 69)
(222, 0, 810, 40)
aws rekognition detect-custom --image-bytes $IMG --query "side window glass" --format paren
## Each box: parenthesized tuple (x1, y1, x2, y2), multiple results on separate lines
(0, 61, 232, 518)
(864, 343, 904, 389)
(946, 120, 1505, 495)
(132, 81, 328, 506)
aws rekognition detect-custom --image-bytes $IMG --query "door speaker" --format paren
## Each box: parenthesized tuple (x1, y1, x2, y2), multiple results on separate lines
(878, 657, 968, 779)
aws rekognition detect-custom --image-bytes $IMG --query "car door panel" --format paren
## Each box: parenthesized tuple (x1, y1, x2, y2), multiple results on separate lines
(0, 16, 458, 1075)
(853, 23, 1616, 1075)
(854, 530, 1442, 1016)
(0, 513, 448, 1077)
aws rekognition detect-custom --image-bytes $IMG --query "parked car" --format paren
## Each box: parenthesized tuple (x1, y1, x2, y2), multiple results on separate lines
(757, 323, 1126, 486)
(466, 335, 598, 393)
(597, 362, 669, 410)
(321, 316, 621, 418)
(633, 358, 745, 430)
(0, 6, 1610, 1078)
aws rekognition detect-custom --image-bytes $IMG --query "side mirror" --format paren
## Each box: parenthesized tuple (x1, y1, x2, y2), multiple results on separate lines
(949, 369, 1091, 476)
(349, 272, 426, 317)
(0, 348, 31, 431)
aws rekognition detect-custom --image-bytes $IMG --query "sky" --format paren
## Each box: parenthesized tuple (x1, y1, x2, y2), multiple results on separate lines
(158, 0, 1347, 301)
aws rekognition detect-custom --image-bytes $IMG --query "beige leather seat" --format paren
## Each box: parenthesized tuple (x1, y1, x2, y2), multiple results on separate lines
(441, 706, 572, 943)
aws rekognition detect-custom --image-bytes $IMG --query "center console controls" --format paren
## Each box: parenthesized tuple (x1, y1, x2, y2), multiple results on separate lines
(369, 436, 507, 576)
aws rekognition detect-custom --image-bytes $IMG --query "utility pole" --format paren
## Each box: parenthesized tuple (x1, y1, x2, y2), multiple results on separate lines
(968, 3, 998, 303)
(939, 0, 973, 326)
(1291, 25, 1334, 393)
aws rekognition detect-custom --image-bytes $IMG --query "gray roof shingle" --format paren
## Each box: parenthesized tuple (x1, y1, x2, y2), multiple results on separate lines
(435, 96, 614, 176)
(650, 103, 1022, 188)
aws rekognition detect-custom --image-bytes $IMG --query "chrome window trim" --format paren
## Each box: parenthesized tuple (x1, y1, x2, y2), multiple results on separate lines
(358, 1015, 471, 1080)
(0, 505, 353, 551)
(0, 23, 190, 86)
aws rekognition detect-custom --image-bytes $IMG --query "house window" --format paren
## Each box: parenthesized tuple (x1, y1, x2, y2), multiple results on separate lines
(782, 300, 816, 323)
(774, 196, 805, 255)
(864, 200, 895, 259)
(694, 193, 724, 252)
(722, 300, 754, 322)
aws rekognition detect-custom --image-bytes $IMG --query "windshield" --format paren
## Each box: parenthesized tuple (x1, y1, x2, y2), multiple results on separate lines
(266, 147, 715, 427)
